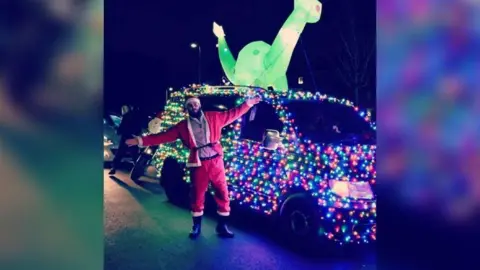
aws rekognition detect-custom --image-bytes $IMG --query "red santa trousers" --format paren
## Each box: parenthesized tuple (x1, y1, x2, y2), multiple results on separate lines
(190, 156, 230, 217)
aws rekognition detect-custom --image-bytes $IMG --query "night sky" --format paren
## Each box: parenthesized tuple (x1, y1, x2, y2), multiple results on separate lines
(105, 0, 375, 114)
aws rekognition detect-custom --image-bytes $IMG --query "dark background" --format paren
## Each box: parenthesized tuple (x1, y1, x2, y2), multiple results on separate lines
(105, 0, 375, 114)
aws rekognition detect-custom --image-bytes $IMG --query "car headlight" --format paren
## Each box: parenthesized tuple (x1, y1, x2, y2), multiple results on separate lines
(328, 180, 374, 199)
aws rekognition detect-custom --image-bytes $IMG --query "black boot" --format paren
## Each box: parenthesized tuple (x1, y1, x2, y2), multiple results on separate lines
(189, 216, 202, 239)
(108, 168, 116, 175)
(216, 215, 234, 238)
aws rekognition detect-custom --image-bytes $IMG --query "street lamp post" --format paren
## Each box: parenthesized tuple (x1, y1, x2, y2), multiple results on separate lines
(190, 43, 201, 84)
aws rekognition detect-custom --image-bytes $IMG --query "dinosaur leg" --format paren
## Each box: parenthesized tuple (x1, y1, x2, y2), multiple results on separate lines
(272, 75, 289, 93)
(217, 37, 237, 84)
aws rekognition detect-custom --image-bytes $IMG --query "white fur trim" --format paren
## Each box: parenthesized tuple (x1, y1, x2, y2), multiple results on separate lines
(186, 118, 197, 148)
(186, 118, 202, 166)
(191, 211, 204, 217)
(136, 136, 144, 147)
(217, 211, 230, 216)
(185, 97, 201, 107)
(202, 114, 211, 144)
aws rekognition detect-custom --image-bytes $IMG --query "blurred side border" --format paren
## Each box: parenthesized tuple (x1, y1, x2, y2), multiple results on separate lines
(377, 0, 480, 269)
(0, 1, 104, 270)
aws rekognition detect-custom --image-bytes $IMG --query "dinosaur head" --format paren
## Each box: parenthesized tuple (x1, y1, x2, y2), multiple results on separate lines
(294, 0, 322, 23)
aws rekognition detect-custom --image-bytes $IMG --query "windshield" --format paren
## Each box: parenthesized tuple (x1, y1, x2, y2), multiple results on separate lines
(199, 95, 239, 111)
(284, 100, 375, 144)
(110, 115, 122, 127)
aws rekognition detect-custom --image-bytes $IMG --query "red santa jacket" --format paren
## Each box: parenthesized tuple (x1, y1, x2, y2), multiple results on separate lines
(139, 102, 253, 167)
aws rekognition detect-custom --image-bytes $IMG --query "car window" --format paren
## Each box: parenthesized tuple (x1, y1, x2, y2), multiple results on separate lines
(111, 115, 122, 127)
(199, 95, 240, 135)
(104, 114, 118, 127)
(285, 100, 375, 144)
(199, 96, 239, 112)
(239, 101, 283, 142)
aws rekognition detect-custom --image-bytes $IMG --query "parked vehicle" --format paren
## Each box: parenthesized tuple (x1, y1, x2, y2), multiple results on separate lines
(103, 113, 139, 167)
(134, 85, 376, 245)
(104, 114, 121, 165)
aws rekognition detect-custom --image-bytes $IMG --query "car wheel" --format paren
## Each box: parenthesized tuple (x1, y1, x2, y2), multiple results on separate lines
(130, 155, 149, 181)
(280, 195, 321, 244)
(161, 159, 189, 206)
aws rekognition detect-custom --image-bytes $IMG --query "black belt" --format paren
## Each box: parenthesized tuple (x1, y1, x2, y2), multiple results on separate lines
(200, 154, 220, 161)
(194, 142, 218, 150)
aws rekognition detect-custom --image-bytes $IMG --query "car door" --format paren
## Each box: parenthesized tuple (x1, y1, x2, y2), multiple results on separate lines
(310, 101, 376, 184)
(225, 100, 286, 206)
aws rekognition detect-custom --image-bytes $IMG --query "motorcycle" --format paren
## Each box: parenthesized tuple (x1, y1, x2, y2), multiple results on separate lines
(130, 115, 163, 181)
(130, 145, 158, 181)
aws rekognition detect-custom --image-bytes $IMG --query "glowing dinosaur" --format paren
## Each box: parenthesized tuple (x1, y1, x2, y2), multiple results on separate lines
(213, 0, 322, 93)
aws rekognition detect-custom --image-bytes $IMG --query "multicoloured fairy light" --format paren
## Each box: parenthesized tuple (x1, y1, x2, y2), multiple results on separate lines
(151, 85, 376, 245)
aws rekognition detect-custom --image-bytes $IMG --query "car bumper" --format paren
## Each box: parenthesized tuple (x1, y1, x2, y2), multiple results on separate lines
(319, 206, 376, 245)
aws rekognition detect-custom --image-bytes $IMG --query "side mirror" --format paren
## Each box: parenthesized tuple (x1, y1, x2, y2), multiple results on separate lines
(262, 129, 282, 150)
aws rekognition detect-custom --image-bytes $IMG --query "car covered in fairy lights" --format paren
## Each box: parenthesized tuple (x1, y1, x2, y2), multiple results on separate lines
(149, 85, 376, 245)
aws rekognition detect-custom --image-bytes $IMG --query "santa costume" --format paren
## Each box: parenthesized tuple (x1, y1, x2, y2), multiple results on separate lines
(138, 97, 253, 238)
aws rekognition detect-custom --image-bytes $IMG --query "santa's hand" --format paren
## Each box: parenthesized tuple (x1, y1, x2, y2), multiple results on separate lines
(125, 138, 139, 147)
(246, 96, 261, 107)
(213, 22, 225, 38)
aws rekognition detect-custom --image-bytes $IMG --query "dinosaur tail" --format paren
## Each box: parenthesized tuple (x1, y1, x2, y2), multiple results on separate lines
(217, 37, 236, 84)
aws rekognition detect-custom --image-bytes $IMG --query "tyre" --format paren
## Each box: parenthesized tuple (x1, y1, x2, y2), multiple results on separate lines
(130, 155, 150, 181)
(280, 195, 321, 245)
(161, 159, 189, 206)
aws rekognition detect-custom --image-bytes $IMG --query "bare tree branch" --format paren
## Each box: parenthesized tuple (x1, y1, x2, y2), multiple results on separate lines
(335, 19, 374, 93)
(360, 77, 369, 88)
(330, 0, 374, 103)
(359, 43, 375, 83)
(340, 33, 354, 64)
(337, 57, 354, 87)
(338, 55, 353, 76)
(336, 67, 352, 87)
(350, 19, 359, 73)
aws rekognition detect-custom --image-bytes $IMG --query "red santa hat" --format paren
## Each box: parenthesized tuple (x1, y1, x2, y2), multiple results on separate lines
(185, 97, 201, 108)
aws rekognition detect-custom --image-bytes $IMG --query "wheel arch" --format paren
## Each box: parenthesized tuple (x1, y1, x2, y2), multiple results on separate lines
(278, 187, 316, 217)
(160, 156, 184, 176)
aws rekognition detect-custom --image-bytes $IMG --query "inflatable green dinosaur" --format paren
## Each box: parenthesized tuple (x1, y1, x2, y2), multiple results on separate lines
(213, 0, 323, 93)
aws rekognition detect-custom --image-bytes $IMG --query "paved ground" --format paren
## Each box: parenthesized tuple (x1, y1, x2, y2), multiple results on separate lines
(104, 169, 376, 270)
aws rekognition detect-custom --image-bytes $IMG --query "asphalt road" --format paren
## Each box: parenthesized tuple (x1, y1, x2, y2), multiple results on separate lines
(104, 169, 376, 270)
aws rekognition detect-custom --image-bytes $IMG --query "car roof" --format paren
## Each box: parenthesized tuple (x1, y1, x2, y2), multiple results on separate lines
(167, 86, 375, 128)
(173, 87, 357, 106)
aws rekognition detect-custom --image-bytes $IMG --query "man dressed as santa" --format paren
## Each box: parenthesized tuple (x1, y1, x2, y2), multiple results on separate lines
(125, 95, 261, 239)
